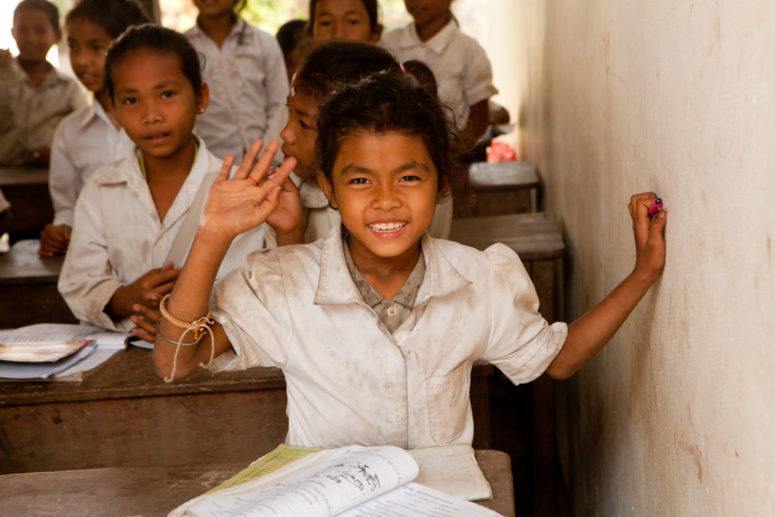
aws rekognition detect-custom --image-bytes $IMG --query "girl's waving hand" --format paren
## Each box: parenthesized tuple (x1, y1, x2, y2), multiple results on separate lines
(201, 140, 297, 242)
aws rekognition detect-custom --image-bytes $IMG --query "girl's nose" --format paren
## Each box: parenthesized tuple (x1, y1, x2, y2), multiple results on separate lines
(142, 104, 163, 126)
(280, 122, 294, 143)
(332, 21, 344, 39)
(372, 183, 400, 210)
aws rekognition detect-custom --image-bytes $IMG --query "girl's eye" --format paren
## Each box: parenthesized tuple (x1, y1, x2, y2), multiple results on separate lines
(121, 97, 136, 105)
(399, 175, 421, 182)
(346, 18, 362, 26)
(90, 44, 103, 51)
(349, 177, 369, 185)
(317, 19, 332, 28)
(161, 90, 175, 99)
(299, 120, 313, 131)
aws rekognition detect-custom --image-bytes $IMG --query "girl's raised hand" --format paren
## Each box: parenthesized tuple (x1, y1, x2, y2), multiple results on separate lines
(201, 140, 297, 241)
(629, 192, 667, 283)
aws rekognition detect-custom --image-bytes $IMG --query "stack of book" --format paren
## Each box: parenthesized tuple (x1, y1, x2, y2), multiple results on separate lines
(0, 323, 129, 381)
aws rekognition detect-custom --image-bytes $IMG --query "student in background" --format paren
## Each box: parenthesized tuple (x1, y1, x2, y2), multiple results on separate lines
(308, 0, 382, 43)
(275, 18, 306, 83)
(381, 0, 497, 150)
(39, 0, 148, 256)
(185, 0, 288, 161)
(153, 71, 667, 451)
(58, 25, 274, 343)
(0, 0, 86, 167)
(272, 41, 453, 246)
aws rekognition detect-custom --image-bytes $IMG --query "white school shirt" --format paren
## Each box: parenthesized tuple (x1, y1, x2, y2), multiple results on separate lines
(0, 60, 86, 165)
(211, 227, 567, 449)
(58, 139, 266, 332)
(48, 100, 135, 227)
(263, 175, 453, 247)
(186, 20, 289, 160)
(381, 20, 497, 131)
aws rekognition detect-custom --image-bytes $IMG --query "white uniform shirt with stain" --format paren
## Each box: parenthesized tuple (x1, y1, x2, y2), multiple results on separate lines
(48, 100, 135, 226)
(381, 20, 497, 131)
(58, 139, 266, 332)
(211, 227, 567, 449)
(186, 20, 288, 160)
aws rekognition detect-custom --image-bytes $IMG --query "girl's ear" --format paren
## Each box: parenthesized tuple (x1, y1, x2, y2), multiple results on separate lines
(317, 171, 338, 209)
(436, 180, 450, 204)
(196, 82, 210, 114)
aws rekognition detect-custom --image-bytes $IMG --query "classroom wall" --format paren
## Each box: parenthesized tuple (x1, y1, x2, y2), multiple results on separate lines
(512, 1, 775, 514)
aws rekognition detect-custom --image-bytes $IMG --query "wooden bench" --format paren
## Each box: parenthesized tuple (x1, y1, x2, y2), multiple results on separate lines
(0, 348, 495, 474)
(0, 167, 51, 241)
(0, 450, 515, 516)
(455, 161, 541, 218)
(0, 239, 75, 329)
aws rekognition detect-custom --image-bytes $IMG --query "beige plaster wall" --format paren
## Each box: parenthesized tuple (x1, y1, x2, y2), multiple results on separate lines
(512, 1, 775, 514)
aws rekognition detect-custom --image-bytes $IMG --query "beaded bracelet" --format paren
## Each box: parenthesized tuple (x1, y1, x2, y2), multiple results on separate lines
(158, 294, 216, 383)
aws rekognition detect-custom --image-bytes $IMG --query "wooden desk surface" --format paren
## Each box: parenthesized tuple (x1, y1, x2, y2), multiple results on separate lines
(0, 166, 48, 187)
(0, 346, 286, 407)
(468, 161, 539, 192)
(0, 239, 60, 285)
(0, 450, 514, 517)
(450, 212, 565, 261)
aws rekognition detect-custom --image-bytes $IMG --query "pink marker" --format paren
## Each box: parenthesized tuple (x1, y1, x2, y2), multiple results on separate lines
(648, 198, 663, 217)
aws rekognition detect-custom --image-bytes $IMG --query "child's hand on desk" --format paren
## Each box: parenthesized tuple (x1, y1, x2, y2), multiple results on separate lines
(39, 224, 71, 256)
(130, 304, 160, 343)
(200, 140, 296, 243)
(629, 192, 667, 283)
(108, 262, 181, 322)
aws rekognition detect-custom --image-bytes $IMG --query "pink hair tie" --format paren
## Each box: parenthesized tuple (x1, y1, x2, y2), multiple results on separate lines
(400, 62, 406, 74)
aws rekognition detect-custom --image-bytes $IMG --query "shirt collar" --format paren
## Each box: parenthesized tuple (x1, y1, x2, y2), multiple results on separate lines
(189, 18, 248, 44)
(401, 18, 459, 55)
(314, 227, 470, 306)
(77, 98, 112, 129)
(92, 136, 218, 227)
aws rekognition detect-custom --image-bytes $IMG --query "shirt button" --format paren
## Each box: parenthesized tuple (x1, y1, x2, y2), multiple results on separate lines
(391, 347, 400, 356)
(387, 306, 397, 317)
(393, 413, 403, 422)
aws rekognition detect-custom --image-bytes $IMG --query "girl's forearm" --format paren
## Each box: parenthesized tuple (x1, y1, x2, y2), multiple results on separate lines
(152, 228, 232, 378)
(546, 269, 657, 379)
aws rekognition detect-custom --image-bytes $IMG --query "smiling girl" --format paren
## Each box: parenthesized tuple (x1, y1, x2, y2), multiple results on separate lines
(153, 71, 667, 450)
(40, 0, 148, 256)
(58, 24, 271, 342)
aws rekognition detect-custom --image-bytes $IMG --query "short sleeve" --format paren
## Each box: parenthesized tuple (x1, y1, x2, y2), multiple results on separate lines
(461, 39, 498, 107)
(211, 249, 294, 370)
(49, 117, 80, 226)
(479, 243, 567, 384)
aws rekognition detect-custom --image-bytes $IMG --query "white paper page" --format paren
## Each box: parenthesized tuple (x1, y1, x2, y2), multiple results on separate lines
(173, 446, 419, 517)
(409, 444, 492, 501)
(0, 342, 96, 379)
(0, 323, 129, 347)
(339, 482, 503, 517)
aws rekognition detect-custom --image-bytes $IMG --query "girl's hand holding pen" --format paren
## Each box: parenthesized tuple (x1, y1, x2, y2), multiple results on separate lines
(629, 192, 667, 283)
(200, 139, 297, 242)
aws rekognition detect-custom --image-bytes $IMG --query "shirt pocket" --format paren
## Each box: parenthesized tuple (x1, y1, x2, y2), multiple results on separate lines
(426, 361, 471, 444)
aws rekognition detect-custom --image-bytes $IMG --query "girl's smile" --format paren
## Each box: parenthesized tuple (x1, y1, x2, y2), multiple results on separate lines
(320, 130, 442, 272)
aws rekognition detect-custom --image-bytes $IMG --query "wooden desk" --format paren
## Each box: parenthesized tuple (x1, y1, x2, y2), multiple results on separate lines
(0, 239, 75, 328)
(0, 347, 494, 474)
(455, 161, 540, 218)
(0, 450, 514, 516)
(0, 167, 51, 240)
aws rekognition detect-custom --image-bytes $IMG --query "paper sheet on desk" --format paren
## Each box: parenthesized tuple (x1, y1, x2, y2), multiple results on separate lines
(0, 324, 129, 380)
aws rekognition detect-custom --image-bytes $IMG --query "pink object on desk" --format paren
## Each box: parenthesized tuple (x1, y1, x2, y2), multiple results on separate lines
(486, 141, 517, 163)
(648, 198, 663, 217)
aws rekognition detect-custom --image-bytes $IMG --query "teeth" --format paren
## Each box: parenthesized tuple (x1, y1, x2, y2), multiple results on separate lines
(369, 222, 406, 232)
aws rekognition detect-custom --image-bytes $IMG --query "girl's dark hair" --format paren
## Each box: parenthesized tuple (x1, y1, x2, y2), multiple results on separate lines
(276, 19, 307, 54)
(294, 40, 400, 101)
(104, 24, 203, 101)
(65, 0, 149, 39)
(14, 0, 60, 33)
(309, 0, 379, 31)
(316, 72, 457, 193)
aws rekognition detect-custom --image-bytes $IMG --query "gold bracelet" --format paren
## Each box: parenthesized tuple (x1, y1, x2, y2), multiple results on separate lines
(158, 294, 214, 341)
